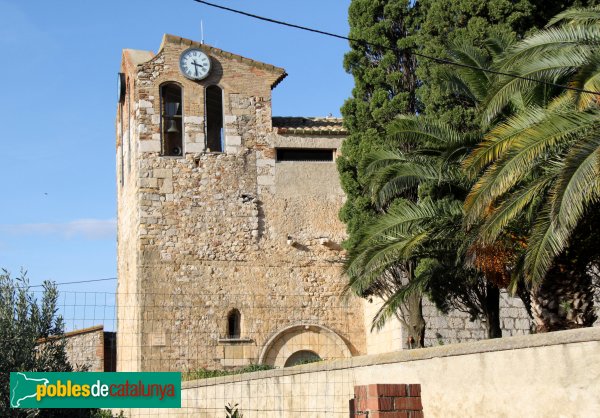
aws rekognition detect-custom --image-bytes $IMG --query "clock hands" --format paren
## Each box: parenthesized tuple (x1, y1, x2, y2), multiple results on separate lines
(190, 60, 209, 77)
(181, 50, 210, 80)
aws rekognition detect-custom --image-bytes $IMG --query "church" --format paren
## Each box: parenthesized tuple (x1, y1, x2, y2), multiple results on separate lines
(115, 34, 530, 372)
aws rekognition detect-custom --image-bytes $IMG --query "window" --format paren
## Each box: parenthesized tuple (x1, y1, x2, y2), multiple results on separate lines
(160, 83, 183, 156)
(276, 148, 335, 162)
(206, 85, 224, 152)
(284, 350, 321, 367)
(227, 309, 241, 339)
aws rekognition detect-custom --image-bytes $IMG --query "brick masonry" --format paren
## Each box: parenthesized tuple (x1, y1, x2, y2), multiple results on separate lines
(350, 384, 424, 418)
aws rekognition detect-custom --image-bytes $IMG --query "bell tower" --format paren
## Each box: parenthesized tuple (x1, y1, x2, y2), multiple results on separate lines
(115, 34, 366, 372)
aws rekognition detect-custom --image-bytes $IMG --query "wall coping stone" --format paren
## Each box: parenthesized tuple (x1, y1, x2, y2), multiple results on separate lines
(182, 326, 600, 389)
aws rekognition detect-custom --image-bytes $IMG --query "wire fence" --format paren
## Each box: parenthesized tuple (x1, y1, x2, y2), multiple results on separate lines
(42, 290, 363, 417)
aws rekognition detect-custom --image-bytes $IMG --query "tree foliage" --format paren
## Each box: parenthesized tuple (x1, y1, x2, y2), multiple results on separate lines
(416, 0, 599, 128)
(0, 270, 97, 418)
(341, 0, 600, 336)
(339, 0, 427, 345)
(462, 8, 600, 330)
(339, 0, 421, 251)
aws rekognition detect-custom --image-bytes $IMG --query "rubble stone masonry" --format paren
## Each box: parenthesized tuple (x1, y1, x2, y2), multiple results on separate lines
(116, 35, 366, 372)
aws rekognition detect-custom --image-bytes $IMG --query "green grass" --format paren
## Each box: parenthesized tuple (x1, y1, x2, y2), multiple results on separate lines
(183, 364, 274, 381)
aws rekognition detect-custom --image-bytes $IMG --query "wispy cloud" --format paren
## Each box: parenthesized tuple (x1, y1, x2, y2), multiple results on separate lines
(0, 219, 116, 240)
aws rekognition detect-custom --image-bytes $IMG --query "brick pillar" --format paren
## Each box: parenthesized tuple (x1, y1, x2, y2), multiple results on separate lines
(349, 384, 423, 418)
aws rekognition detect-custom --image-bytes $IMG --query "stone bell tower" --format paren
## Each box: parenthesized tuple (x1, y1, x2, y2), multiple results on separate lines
(115, 34, 366, 372)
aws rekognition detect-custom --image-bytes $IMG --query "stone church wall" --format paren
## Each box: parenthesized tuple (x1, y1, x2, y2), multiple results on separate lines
(116, 35, 366, 373)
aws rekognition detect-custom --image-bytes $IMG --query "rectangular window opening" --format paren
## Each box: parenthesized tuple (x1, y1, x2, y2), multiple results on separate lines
(276, 148, 335, 162)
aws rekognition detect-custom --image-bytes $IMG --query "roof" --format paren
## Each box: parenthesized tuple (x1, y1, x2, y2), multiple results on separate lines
(123, 49, 154, 67)
(161, 34, 288, 89)
(272, 117, 347, 136)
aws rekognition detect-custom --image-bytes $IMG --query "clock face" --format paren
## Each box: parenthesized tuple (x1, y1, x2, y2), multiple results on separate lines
(179, 48, 211, 80)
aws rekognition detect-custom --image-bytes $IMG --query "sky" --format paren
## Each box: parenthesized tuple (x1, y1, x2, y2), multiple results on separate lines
(0, 0, 353, 303)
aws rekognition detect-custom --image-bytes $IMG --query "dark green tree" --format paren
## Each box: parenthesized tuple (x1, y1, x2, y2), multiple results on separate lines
(339, 0, 425, 345)
(339, 0, 422, 249)
(416, 0, 599, 128)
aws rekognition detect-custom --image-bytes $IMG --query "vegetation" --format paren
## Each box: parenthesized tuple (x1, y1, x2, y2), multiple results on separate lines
(339, 0, 426, 346)
(341, 0, 600, 338)
(0, 270, 99, 417)
(183, 364, 274, 381)
(464, 7, 600, 330)
(225, 402, 244, 418)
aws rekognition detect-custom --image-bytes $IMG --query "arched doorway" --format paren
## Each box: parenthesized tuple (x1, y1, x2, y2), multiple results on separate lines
(284, 350, 321, 367)
(258, 324, 351, 368)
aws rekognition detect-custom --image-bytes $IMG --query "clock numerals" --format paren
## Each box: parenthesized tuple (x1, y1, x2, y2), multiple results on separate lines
(180, 48, 211, 80)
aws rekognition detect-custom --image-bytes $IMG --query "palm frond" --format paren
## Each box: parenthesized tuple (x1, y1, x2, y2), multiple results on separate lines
(370, 278, 426, 331)
(500, 25, 600, 68)
(549, 133, 600, 230)
(547, 6, 600, 27)
(464, 106, 548, 176)
(387, 116, 467, 148)
(464, 108, 596, 225)
(566, 56, 600, 109)
(524, 210, 570, 285)
(476, 173, 555, 244)
(443, 43, 493, 102)
(483, 47, 592, 123)
(365, 150, 467, 207)
(483, 31, 515, 59)
(345, 198, 464, 293)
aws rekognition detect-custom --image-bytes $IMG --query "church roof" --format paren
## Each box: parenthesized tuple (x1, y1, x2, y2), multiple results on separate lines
(272, 117, 347, 136)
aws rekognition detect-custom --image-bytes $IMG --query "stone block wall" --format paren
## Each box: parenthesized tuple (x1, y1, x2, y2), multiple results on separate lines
(48, 325, 116, 372)
(64, 326, 104, 371)
(423, 291, 531, 347)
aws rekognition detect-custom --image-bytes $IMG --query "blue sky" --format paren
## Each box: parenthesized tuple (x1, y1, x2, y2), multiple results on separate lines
(0, 0, 353, 297)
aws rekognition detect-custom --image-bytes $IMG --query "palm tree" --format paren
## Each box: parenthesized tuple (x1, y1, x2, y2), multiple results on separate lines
(344, 37, 523, 341)
(346, 115, 509, 339)
(464, 6, 600, 330)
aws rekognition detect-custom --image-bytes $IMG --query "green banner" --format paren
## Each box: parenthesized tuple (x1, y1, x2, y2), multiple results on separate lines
(10, 372, 181, 409)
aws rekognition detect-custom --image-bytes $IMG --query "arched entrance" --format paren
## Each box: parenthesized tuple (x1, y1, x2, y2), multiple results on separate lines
(284, 350, 321, 367)
(258, 324, 352, 368)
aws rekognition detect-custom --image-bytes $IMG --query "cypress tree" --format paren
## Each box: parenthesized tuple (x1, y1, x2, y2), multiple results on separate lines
(339, 0, 425, 345)
(339, 0, 421, 251)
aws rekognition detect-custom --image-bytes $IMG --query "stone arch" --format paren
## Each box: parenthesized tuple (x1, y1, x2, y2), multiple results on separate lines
(258, 324, 352, 368)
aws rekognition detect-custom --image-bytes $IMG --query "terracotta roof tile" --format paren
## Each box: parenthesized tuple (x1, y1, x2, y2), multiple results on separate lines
(272, 117, 347, 136)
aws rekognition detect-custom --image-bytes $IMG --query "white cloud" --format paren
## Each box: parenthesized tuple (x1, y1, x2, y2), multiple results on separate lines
(0, 219, 116, 240)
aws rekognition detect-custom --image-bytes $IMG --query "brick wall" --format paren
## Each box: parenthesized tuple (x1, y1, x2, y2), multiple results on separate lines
(350, 384, 423, 418)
